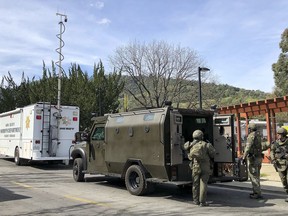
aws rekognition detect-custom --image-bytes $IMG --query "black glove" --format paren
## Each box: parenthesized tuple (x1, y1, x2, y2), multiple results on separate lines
(241, 155, 247, 164)
(272, 160, 280, 167)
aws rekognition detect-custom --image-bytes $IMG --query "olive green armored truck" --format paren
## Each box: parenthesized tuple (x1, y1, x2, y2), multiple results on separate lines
(71, 103, 247, 195)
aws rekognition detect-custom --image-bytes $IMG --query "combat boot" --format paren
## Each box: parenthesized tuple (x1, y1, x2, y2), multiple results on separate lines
(199, 202, 209, 207)
(249, 193, 263, 199)
(192, 200, 200, 205)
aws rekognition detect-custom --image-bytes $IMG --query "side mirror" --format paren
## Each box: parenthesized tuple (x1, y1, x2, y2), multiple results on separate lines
(81, 131, 90, 141)
(74, 132, 82, 142)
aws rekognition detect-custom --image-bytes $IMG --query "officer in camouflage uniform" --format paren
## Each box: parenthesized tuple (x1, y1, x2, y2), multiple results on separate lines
(188, 130, 216, 207)
(243, 123, 263, 199)
(270, 127, 288, 202)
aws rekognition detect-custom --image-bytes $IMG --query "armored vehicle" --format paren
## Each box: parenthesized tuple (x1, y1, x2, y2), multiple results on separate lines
(71, 103, 247, 195)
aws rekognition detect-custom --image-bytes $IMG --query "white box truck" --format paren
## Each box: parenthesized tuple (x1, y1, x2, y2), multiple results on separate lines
(0, 102, 79, 165)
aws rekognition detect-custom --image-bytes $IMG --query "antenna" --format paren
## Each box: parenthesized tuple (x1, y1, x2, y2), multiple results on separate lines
(56, 13, 67, 112)
(55, 12, 67, 144)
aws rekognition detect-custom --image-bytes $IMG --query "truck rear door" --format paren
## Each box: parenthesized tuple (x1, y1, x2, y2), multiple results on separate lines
(213, 114, 235, 163)
(170, 111, 183, 165)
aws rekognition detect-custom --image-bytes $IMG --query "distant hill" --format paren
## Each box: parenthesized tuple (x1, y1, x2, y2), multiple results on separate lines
(122, 75, 272, 109)
(201, 82, 272, 107)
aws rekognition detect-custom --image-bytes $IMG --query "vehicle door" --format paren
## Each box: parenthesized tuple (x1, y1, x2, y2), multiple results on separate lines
(213, 114, 235, 162)
(170, 111, 183, 165)
(87, 123, 108, 173)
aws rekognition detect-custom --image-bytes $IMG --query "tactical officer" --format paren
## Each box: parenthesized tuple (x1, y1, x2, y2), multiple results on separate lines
(243, 123, 263, 199)
(188, 130, 216, 207)
(270, 127, 288, 202)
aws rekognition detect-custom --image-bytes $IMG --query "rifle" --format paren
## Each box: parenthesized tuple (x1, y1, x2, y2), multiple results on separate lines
(275, 146, 288, 160)
(266, 155, 279, 172)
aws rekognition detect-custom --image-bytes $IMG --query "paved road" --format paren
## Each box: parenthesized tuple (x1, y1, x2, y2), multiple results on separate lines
(0, 158, 287, 216)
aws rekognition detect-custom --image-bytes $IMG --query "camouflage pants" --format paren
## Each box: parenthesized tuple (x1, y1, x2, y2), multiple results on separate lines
(192, 162, 210, 203)
(247, 157, 262, 195)
(277, 166, 288, 193)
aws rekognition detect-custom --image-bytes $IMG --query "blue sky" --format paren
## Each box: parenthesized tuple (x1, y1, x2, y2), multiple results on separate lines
(0, 0, 287, 93)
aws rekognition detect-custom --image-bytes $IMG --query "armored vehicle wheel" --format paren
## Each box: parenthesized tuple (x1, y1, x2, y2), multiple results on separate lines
(73, 158, 85, 182)
(14, 147, 22, 166)
(125, 165, 149, 196)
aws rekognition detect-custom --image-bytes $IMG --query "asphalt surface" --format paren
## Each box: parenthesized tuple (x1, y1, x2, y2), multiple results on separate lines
(0, 159, 287, 216)
(215, 163, 286, 196)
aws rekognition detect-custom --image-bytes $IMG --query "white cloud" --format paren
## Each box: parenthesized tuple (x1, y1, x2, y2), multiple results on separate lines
(90, 1, 104, 9)
(1, 0, 288, 93)
(240, 19, 262, 29)
(96, 18, 111, 25)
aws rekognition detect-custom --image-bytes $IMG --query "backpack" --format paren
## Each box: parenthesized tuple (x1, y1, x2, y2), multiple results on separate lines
(250, 132, 262, 157)
(189, 141, 206, 161)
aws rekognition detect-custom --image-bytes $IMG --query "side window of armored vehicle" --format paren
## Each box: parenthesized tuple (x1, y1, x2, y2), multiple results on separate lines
(143, 113, 155, 121)
(195, 117, 206, 124)
(195, 117, 210, 141)
(116, 116, 124, 123)
(219, 126, 225, 135)
(91, 127, 105, 141)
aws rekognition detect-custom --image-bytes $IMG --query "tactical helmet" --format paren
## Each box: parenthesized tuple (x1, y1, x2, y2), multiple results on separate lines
(248, 123, 257, 131)
(192, 130, 204, 140)
(277, 127, 287, 136)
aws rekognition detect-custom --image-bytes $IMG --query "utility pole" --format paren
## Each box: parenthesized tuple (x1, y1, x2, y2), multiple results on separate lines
(198, 67, 210, 109)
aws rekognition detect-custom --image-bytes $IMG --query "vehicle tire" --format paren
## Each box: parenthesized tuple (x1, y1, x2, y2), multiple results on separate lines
(14, 147, 22, 166)
(73, 158, 85, 182)
(238, 176, 248, 182)
(125, 165, 148, 196)
(177, 184, 192, 193)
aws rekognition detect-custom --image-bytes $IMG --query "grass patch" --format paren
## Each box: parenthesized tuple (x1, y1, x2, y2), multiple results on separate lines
(260, 173, 268, 178)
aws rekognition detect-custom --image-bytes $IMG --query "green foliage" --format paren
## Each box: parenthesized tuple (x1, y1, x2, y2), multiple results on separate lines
(0, 72, 31, 112)
(202, 83, 270, 108)
(273, 28, 288, 96)
(280, 29, 288, 53)
(0, 60, 124, 130)
(62, 63, 93, 129)
(91, 61, 124, 115)
(29, 62, 58, 103)
(122, 76, 270, 110)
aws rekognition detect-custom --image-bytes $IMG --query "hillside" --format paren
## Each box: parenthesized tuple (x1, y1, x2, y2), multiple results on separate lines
(122, 75, 272, 109)
(201, 82, 272, 107)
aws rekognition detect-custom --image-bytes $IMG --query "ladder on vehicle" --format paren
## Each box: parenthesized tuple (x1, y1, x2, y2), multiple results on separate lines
(41, 102, 52, 156)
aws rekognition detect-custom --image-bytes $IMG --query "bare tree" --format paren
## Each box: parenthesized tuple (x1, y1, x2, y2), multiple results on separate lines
(109, 40, 205, 108)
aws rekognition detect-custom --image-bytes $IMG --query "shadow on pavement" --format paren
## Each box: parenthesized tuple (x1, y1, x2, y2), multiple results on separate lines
(1, 158, 73, 170)
(83, 175, 284, 208)
(0, 186, 30, 202)
(30, 162, 73, 170)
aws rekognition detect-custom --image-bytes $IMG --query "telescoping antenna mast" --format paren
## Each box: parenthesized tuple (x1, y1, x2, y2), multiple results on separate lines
(55, 13, 67, 145)
(56, 13, 67, 112)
